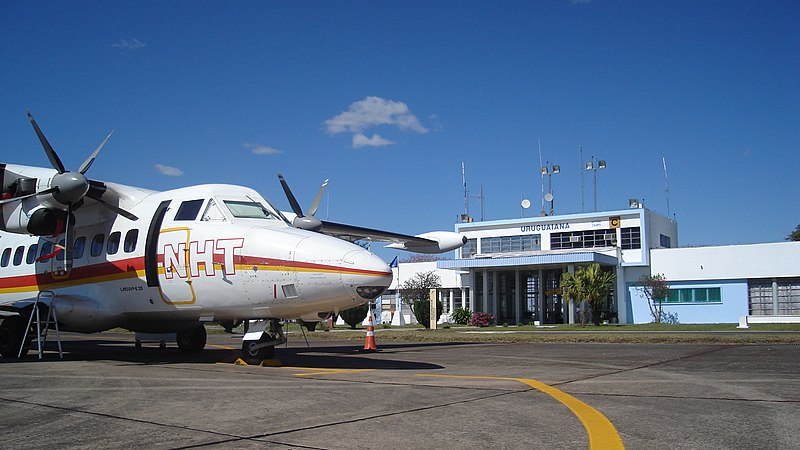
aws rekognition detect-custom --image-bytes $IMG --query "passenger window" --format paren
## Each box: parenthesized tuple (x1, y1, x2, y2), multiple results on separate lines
(201, 199, 226, 222)
(13, 246, 24, 266)
(39, 241, 53, 260)
(91, 234, 105, 257)
(124, 229, 138, 253)
(0, 248, 10, 267)
(175, 199, 204, 221)
(74, 236, 87, 259)
(26, 244, 39, 264)
(107, 231, 121, 255)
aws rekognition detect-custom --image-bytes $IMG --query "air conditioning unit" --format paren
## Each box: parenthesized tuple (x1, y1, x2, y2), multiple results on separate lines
(569, 236, 581, 243)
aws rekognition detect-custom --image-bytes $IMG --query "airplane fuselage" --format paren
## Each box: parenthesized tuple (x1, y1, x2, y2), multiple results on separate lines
(0, 170, 392, 335)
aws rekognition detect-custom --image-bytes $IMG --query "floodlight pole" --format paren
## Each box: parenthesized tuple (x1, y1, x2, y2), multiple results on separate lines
(585, 156, 606, 212)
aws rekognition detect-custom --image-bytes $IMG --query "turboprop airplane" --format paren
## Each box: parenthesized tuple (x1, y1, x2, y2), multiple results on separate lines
(0, 112, 466, 362)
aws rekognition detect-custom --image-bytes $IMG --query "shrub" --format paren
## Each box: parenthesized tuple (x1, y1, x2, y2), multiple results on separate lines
(470, 312, 495, 327)
(412, 298, 443, 328)
(340, 303, 369, 329)
(451, 308, 472, 325)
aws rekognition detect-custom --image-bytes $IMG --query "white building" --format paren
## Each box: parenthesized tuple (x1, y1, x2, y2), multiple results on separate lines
(383, 207, 799, 325)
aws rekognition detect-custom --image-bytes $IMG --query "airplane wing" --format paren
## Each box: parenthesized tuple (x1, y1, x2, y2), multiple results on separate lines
(318, 220, 467, 254)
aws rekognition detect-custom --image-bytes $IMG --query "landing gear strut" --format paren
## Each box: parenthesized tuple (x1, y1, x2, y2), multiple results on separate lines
(241, 319, 285, 364)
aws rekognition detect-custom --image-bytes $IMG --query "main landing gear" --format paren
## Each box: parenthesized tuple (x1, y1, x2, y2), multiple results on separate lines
(0, 316, 30, 358)
(241, 319, 286, 364)
(176, 324, 207, 353)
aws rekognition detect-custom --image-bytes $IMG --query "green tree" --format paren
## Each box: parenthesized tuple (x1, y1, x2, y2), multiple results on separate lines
(399, 271, 442, 328)
(340, 303, 369, 329)
(560, 264, 615, 326)
(635, 274, 671, 324)
(787, 224, 800, 241)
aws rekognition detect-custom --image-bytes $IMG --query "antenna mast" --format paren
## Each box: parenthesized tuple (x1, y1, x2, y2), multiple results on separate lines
(663, 157, 671, 218)
(461, 161, 469, 217)
(579, 145, 584, 213)
(538, 139, 545, 216)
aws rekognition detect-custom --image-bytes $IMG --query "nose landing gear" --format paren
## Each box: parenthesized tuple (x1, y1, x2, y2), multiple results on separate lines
(241, 319, 286, 364)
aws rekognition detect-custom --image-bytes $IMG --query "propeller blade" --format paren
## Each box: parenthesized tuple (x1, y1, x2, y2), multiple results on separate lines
(307, 179, 329, 217)
(86, 192, 138, 221)
(79, 131, 114, 174)
(277, 173, 304, 217)
(26, 111, 65, 174)
(0, 187, 59, 205)
(64, 204, 74, 271)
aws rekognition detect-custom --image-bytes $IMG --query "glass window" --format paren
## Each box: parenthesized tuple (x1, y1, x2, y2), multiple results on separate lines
(73, 236, 86, 259)
(659, 234, 672, 248)
(175, 199, 204, 221)
(26, 244, 39, 264)
(13, 246, 25, 266)
(91, 234, 105, 257)
(663, 287, 722, 303)
(201, 199, 227, 222)
(107, 231, 121, 255)
(481, 235, 541, 254)
(551, 229, 618, 250)
(124, 229, 138, 253)
(224, 200, 274, 219)
(620, 227, 641, 250)
(0, 248, 10, 267)
(39, 241, 53, 260)
(461, 238, 477, 258)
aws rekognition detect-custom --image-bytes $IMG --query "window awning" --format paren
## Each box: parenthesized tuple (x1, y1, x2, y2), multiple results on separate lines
(436, 252, 619, 270)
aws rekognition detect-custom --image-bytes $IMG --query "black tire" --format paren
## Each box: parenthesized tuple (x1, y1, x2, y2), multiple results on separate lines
(241, 338, 275, 364)
(0, 316, 29, 358)
(176, 325, 207, 353)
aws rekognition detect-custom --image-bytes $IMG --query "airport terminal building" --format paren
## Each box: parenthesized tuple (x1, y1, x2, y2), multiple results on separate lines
(383, 207, 800, 325)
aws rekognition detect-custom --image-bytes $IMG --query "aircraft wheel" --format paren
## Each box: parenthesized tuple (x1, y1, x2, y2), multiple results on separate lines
(241, 338, 275, 364)
(176, 325, 207, 353)
(0, 316, 29, 358)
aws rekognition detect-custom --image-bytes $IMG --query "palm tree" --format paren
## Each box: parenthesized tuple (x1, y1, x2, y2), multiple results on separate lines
(560, 263, 615, 325)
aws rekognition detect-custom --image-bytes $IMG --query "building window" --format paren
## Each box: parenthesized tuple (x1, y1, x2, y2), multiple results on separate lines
(461, 238, 477, 258)
(480, 234, 541, 254)
(661, 287, 721, 304)
(620, 227, 641, 250)
(659, 234, 671, 248)
(551, 230, 616, 250)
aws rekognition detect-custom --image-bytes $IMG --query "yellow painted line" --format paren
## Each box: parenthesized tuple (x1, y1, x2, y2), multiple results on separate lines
(420, 374, 624, 450)
(284, 367, 376, 377)
(207, 344, 236, 350)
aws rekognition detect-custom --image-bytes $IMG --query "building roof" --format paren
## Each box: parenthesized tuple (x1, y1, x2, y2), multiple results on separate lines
(437, 251, 619, 270)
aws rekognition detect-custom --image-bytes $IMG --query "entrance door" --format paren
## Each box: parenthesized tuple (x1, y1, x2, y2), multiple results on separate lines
(157, 226, 196, 304)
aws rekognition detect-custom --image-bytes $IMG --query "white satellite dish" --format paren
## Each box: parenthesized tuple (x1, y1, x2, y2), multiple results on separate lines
(521, 199, 531, 209)
(544, 193, 554, 202)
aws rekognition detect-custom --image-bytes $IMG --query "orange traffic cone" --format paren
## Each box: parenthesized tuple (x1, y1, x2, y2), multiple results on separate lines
(363, 310, 377, 351)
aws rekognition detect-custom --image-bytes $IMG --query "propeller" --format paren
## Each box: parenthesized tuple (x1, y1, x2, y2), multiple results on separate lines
(277, 173, 328, 232)
(17, 112, 140, 269)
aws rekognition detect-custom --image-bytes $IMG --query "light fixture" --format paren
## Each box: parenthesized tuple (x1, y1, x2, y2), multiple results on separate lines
(540, 166, 548, 175)
(552, 165, 560, 174)
(585, 161, 593, 171)
(598, 160, 607, 169)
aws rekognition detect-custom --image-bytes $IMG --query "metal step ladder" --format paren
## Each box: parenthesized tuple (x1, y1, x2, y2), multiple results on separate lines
(19, 291, 63, 360)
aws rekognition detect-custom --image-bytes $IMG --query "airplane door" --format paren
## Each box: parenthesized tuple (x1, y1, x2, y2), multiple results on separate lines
(157, 226, 197, 305)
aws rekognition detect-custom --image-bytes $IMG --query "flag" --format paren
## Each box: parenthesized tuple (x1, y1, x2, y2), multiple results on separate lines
(389, 255, 398, 268)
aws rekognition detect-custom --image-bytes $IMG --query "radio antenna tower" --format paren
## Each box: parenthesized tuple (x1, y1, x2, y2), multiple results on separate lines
(663, 157, 671, 219)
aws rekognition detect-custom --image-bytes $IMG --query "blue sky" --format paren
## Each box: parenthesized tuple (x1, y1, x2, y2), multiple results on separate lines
(2, 1, 798, 260)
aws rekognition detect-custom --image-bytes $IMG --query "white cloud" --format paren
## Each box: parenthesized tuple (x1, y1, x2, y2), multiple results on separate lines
(352, 133, 395, 148)
(324, 97, 428, 148)
(113, 38, 146, 50)
(155, 164, 183, 176)
(244, 142, 283, 155)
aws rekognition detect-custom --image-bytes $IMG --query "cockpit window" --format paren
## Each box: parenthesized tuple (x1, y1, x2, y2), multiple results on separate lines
(175, 199, 204, 221)
(223, 200, 276, 220)
(201, 199, 227, 222)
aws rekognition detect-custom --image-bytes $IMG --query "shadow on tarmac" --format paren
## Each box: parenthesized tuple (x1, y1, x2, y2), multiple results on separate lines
(2, 335, 478, 371)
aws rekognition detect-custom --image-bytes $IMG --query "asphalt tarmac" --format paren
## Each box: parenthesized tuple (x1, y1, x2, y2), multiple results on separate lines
(1, 332, 798, 449)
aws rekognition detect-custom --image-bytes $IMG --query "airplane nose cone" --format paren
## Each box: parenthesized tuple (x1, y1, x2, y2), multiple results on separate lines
(342, 250, 393, 299)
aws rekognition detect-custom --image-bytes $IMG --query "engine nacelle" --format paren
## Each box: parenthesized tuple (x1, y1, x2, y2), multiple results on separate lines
(387, 231, 467, 254)
(1, 201, 69, 236)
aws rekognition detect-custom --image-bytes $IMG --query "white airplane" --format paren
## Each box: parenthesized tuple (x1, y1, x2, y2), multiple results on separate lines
(0, 113, 466, 362)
